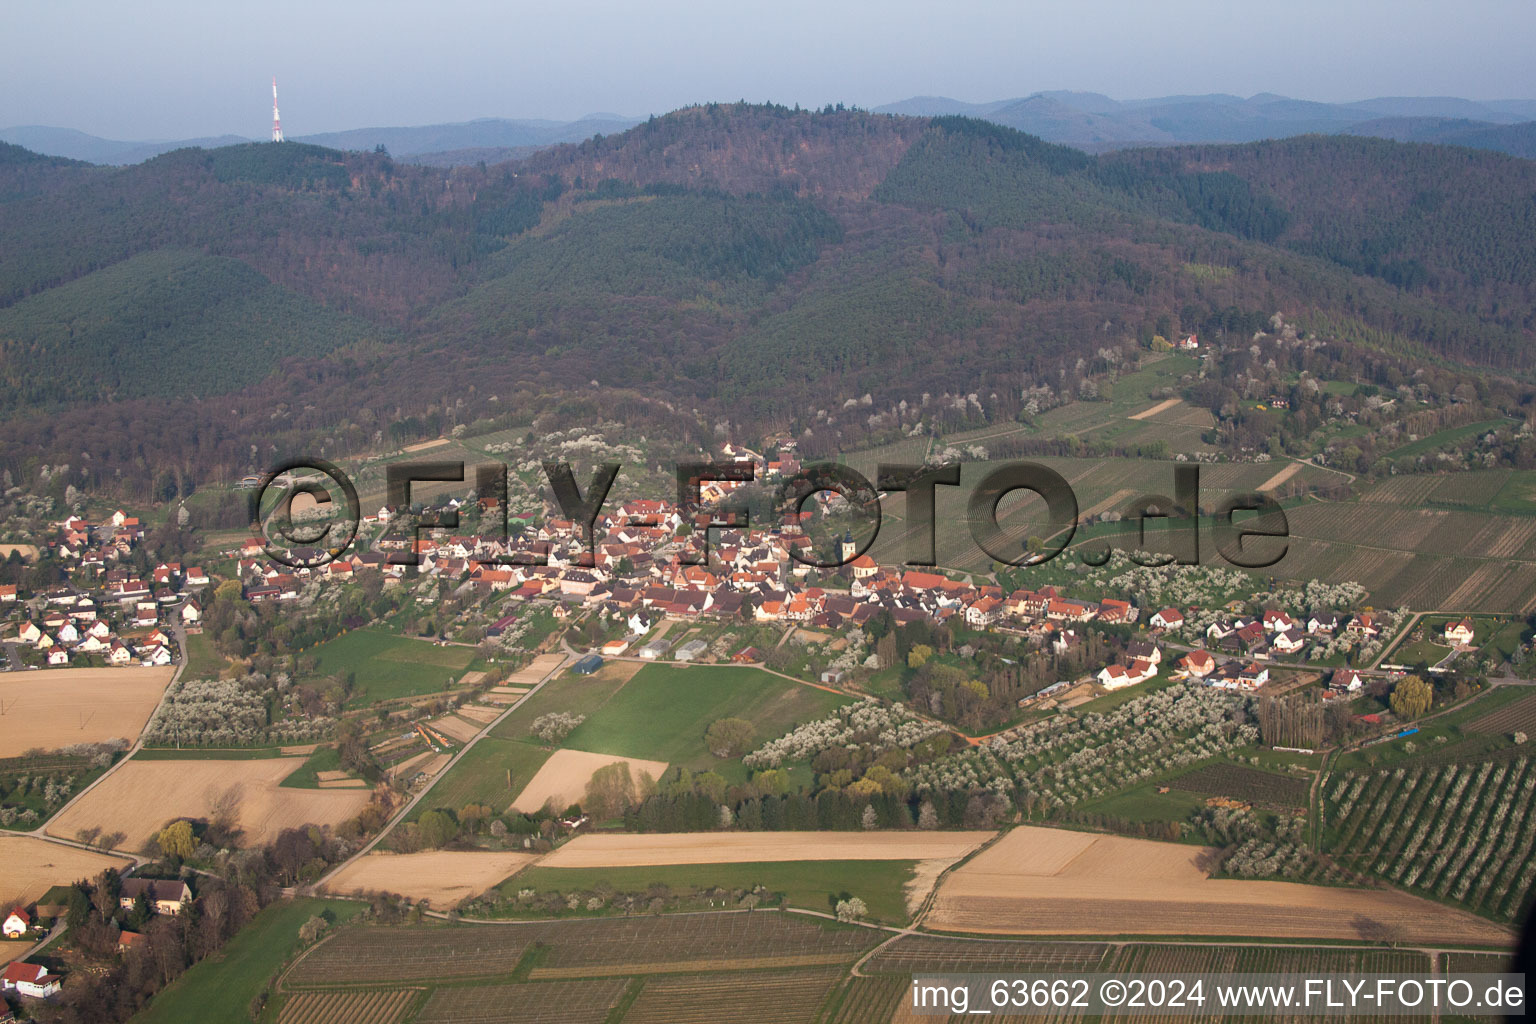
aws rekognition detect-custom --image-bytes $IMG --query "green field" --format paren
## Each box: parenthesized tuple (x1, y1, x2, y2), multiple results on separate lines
(131, 898, 363, 1024)
(280, 745, 343, 788)
(1385, 418, 1518, 460)
(490, 661, 641, 741)
(560, 663, 851, 782)
(407, 737, 552, 820)
(179, 630, 229, 679)
(503, 858, 919, 925)
(304, 629, 476, 707)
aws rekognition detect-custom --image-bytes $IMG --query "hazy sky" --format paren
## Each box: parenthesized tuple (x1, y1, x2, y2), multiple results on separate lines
(5, 0, 1534, 138)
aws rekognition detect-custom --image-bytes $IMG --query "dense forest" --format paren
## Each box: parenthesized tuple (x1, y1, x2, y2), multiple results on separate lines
(0, 104, 1533, 497)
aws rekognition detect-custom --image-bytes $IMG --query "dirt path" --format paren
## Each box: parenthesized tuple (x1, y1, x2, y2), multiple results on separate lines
(1128, 398, 1181, 421)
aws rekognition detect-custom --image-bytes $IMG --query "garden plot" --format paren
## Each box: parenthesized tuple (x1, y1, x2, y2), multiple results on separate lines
(925, 826, 1512, 945)
(429, 714, 483, 743)
(506, 654, 568, 687)
(0, 666, 173, 750)
(46, 756, 371, 850)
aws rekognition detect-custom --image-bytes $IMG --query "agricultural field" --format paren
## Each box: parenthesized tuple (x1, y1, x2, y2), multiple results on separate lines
(407, 736, 552, 820)
(924, 826, 1512, 945)
(304, 629, 476, 707)
(540, 831, 992, 868)
(556, 663, 851, 782)
(415, 978, 630, 1024)
(505, 859, 923, 925)
(1324, 755, 1536, 921)
(46, 755, 372, 850)
(490, 659, 638, 741)
(133, 898, 364, 1024)
(1167, 762, 1310, 808)
(0, 834, 131, 909)
(508, 748, 669, 814)
(0, 665, 173, 750)
(323, 850, 537, 905)
(622, 968, 842, 1024)
(285, 911, 877, 989)
(276, 989, 416, 1024)
(1469, 694, 1536, 737)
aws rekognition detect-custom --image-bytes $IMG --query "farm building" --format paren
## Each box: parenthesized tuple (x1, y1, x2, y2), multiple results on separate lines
(673, 639, 709, 662)
(637, 637, 672, 660)
(571, 654, 604, 675)
(1, 961, 60, 998)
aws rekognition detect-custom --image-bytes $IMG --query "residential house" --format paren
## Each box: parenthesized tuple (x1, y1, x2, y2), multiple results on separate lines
(1149, 608, 1184, 630)
(1330, 669, 1365, 693)
(1178, 650, 1216, 678)
(1445, 618, 1475, 645)
(2, 908, 29, 938)
(119, 878, 191, 916)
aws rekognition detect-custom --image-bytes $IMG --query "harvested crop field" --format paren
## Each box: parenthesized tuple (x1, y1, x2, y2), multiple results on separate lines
(47, 757, 372, 850)
(925, 826, 1512, 945)
(430, 714, 482, 743)
(506, 653, 567, 686)
(509, 748, 668, 814)
(539, 831, 993, 868)
(324, 850, 537, 905)
(0, 666, 173, 749)
(0, 835, 132, 910)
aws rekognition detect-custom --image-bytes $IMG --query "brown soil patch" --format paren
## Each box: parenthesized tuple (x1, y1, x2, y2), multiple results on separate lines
(0, 836, 131, 910)
(1128, 398, 1181, 421)
(458, 670, 487, 686)
(1256, 461, 1303, 492)
(456, 705, 502, 723)
(506, 653, 567, 687)
(925, 826, 1513, 945)
(47, 757, 371, 850)
(430, 715, 482, 743)
(540, 831, 994, 868)
(0, 666, 173, 750)
(323, 850, 537, 906)
(280, 744, 320, 756)
(389, 751, 433, 777)
(314, 770, 351, 782)
(509, 749, 669, 814)
(317, 779, 368, 788)
(402, 438, 450, 452)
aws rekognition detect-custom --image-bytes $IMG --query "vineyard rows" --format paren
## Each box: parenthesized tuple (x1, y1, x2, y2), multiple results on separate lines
(864, 935, 1111, 975)
(1168, 763, 1309, 807)
(416, 978, 629, 1024)
(1470, 695, 1536, 737)
(622, 968, 842, 1024)
(286, 927, 536, 986)
(1327, 756, 1536, 920)
(276, 988, 415, 1024)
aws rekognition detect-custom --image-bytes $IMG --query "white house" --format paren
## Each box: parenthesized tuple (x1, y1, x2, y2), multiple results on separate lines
(47, 648, 69, 666)
(1331, 669, 1365, 693)
(180, 599, 202, 625)
(1150, 608, 1184, 630)
(1444, 618, 1475, 645)
(3, 908, 30, 938)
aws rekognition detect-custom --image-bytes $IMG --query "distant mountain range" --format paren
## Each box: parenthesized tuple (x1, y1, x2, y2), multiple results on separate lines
(873, 92, 1536, 157)
(0, 115, 644, 166)
(4, 94, 1535, 167)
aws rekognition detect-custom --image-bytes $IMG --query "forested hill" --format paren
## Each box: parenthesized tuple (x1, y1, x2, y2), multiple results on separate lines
(0, 103, 1533, 494)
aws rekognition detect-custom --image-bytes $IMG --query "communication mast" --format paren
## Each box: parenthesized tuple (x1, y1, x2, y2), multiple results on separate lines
(271, 76, 284, 142)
